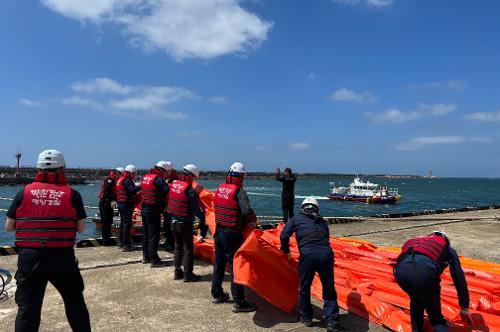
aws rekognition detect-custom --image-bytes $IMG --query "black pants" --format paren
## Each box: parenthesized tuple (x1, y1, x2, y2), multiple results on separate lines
(99, 200, 113, 243)
(141, 209, 161, 262)
(14, 248, 90, 332)
(394, 255, 448, 332)
(172, 219, 194, 275)
(118, 203, 134, 246)
(162, 212, 175, 250)
(298, 252, 339, 326)
(211, 228, 245, 304)
(282, 199, 295, 223)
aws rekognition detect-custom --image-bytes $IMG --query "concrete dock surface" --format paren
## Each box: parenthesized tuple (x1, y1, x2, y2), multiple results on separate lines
(1, 209, 499, 331)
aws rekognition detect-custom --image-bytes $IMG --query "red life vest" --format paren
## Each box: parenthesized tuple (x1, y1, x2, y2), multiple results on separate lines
(116, 173, 137, 204)
(163, 171, 179, 213)
(98, 171, 117, 201)
(398, 234, 448, 262)
(141, 168, 164, 206)
(166, 175, 192, 217)
(15, 172, 78, 248)
(214, 176, 243, 230)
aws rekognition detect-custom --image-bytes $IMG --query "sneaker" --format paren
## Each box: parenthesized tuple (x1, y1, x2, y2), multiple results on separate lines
(122, 245, 134, 252)
(174, 269, 184, 280)
(142, 258, 151, 264)
(300, 317, 314, 327)
(327, 323, 345, 332)
(232, 301, 257, 313)
(183, 273, 201, 282)
(212, 292, 230, 304)
(150, 260, 165, 268)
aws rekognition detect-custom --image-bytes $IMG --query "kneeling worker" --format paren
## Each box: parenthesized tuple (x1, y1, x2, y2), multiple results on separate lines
(140, 161, 170, 267)
(5, 149, 91, 331)
(280, 197, 344, 332)
(211, 162, 258, 313)
(166, 164, 206, 282)
(394, 231, 472, 331)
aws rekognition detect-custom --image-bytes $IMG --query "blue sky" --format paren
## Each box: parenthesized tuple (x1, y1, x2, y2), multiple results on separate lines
(1, 0, 500, 176)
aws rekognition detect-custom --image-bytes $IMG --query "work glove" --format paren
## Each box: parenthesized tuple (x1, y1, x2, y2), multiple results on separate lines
(197, 235, 204, 243)
(459, 308, 473, 325)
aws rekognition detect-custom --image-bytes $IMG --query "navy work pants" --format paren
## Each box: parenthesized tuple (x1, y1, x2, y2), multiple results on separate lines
(211, 227, 245, 304)
(173, 219, 194, 275)
(282, 199, 294, 223)
(298, 252, 339, 325)
(394, 255, 448, 332)
(141, 209, 161, 262)
(118, 203, 134, 246)
(162, 212, 175, 250)
(99, 200, 113, 243)
(14, 248, 90, 332)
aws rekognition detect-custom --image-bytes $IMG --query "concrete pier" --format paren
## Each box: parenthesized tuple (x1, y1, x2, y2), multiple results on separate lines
(1, 209, 499, 331)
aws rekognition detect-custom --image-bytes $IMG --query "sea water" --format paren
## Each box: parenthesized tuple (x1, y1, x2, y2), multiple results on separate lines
(1, 177, 499, 246)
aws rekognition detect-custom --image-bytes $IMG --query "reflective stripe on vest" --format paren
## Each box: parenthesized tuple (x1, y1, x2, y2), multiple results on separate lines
(166, 180, 190, 217)
(214, 183, 241, 229)
(15, 182, 78, 248)
(398, 234, 447, 262)
(141, 170, 164, 206)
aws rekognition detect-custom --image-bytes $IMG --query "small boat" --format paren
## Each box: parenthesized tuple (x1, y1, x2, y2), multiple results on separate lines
(327, 177, 401, 204)
(92, 207, 146, 239)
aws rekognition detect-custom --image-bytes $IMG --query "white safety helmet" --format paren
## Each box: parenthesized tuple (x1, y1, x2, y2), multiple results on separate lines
(301, 196, 320, 212)
(229, 162, 246, 174)
(183, 164, 200, 178)
(431, 230, 449, 243)
(37, 149, 66, 169)
(125, 164, 136, 173)
(156, 160, 173, 172)
(115, 167, 125, 174)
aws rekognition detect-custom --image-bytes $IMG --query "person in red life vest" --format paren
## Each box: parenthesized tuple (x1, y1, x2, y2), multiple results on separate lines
(211, 162, 258, 313)
(4, 149, 91, 332)
(116, 164, 141, 252)
(98, 167, 123, 245)
(161, 162, 177, 252)
(394, 231, 473, 332)
(140, 161, 170, 267)
(166, 164, 206, 282)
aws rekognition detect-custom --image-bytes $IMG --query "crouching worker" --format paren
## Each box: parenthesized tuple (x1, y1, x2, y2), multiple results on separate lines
(211, 162, 258, 313)
(5, 149, 91, 332)
(280, 197, 344, 332)
(394, 231, 472, 332)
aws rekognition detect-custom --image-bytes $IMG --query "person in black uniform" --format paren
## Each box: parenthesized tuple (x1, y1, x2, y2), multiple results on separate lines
(280, 197, 344, 332)
(140, 161, 170, 267)
(116, 164, 141, 252)
(394, 231, 472, 332)
(276, 167, 297, 223)
(211, 162, 258, 313)
(98, 167, 122, 245)
(165, 164, 206, 282)
(5, 149, 91, 332)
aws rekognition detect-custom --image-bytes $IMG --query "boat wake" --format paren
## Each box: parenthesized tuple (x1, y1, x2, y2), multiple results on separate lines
(295, 195, 330, 200)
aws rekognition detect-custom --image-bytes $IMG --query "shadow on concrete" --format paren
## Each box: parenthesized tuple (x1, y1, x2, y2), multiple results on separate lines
(248, 289, 301, 328)
(344, 291, 370, 332)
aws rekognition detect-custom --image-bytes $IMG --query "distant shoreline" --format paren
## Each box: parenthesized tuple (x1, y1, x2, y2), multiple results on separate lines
(0, 166, 426, 185)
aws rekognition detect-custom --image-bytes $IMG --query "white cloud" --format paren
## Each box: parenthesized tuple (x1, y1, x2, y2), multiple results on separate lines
(466, 110, 500, 122)
(366, 108, 421, 123)
(396, 136, 491, 151)
(208, 96, 229, 104)
(19, 99, 44, 107)
(289, 143, 311, 150)
(333, 0, 394, 7)
(396, 136, 466, 151)
(61, 78, 197, 119)
(72, 77, 132, 94)
(307, 72, 319, 81)
(329, 88, 377, 103)
(176, 130, 200, 137)
(42, 0, 273, 61)
(409, 80, 466, 91)
(418, 103, 457, 116)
